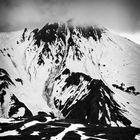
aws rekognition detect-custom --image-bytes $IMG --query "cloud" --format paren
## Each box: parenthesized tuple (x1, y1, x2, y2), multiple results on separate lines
(0, 0, 140, 33)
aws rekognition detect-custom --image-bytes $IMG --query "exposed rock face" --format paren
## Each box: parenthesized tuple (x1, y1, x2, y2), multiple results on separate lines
(0, 114, 139, 140)
(0, 21, 140, 129)
(52, 69, 131, 126)
(0, 68, 32, 118)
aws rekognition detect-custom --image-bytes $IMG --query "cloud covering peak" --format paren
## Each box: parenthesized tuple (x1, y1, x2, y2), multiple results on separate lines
(0, 0, 140, 33)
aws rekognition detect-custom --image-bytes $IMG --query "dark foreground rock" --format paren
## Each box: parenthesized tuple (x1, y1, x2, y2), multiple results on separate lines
(0, 115, 140, 140)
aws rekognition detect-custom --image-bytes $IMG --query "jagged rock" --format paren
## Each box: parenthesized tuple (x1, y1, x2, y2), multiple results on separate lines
(0, 68, 32, 118)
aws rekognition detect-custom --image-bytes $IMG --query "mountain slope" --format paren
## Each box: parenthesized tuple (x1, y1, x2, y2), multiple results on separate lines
(0, 22, 140, 130)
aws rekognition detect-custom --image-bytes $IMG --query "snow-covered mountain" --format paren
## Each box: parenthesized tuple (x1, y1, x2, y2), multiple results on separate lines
(0, 21, 140, 139)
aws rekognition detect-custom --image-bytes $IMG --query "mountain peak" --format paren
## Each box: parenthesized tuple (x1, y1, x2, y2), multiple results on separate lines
(0, 21, 140, 130)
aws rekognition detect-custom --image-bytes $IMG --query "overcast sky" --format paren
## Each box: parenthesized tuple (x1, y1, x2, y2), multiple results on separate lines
(0, 0, 140, 37)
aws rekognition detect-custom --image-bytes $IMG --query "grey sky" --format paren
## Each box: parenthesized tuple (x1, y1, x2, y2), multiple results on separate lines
(0, 0, 140, 33)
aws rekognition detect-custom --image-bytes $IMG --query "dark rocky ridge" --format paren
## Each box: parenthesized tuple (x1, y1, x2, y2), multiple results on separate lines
(0, 68, 32, 118)
(20, 22, 105, 66)
(53, 68, 131, 126)
(112, 83, 140, 95)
